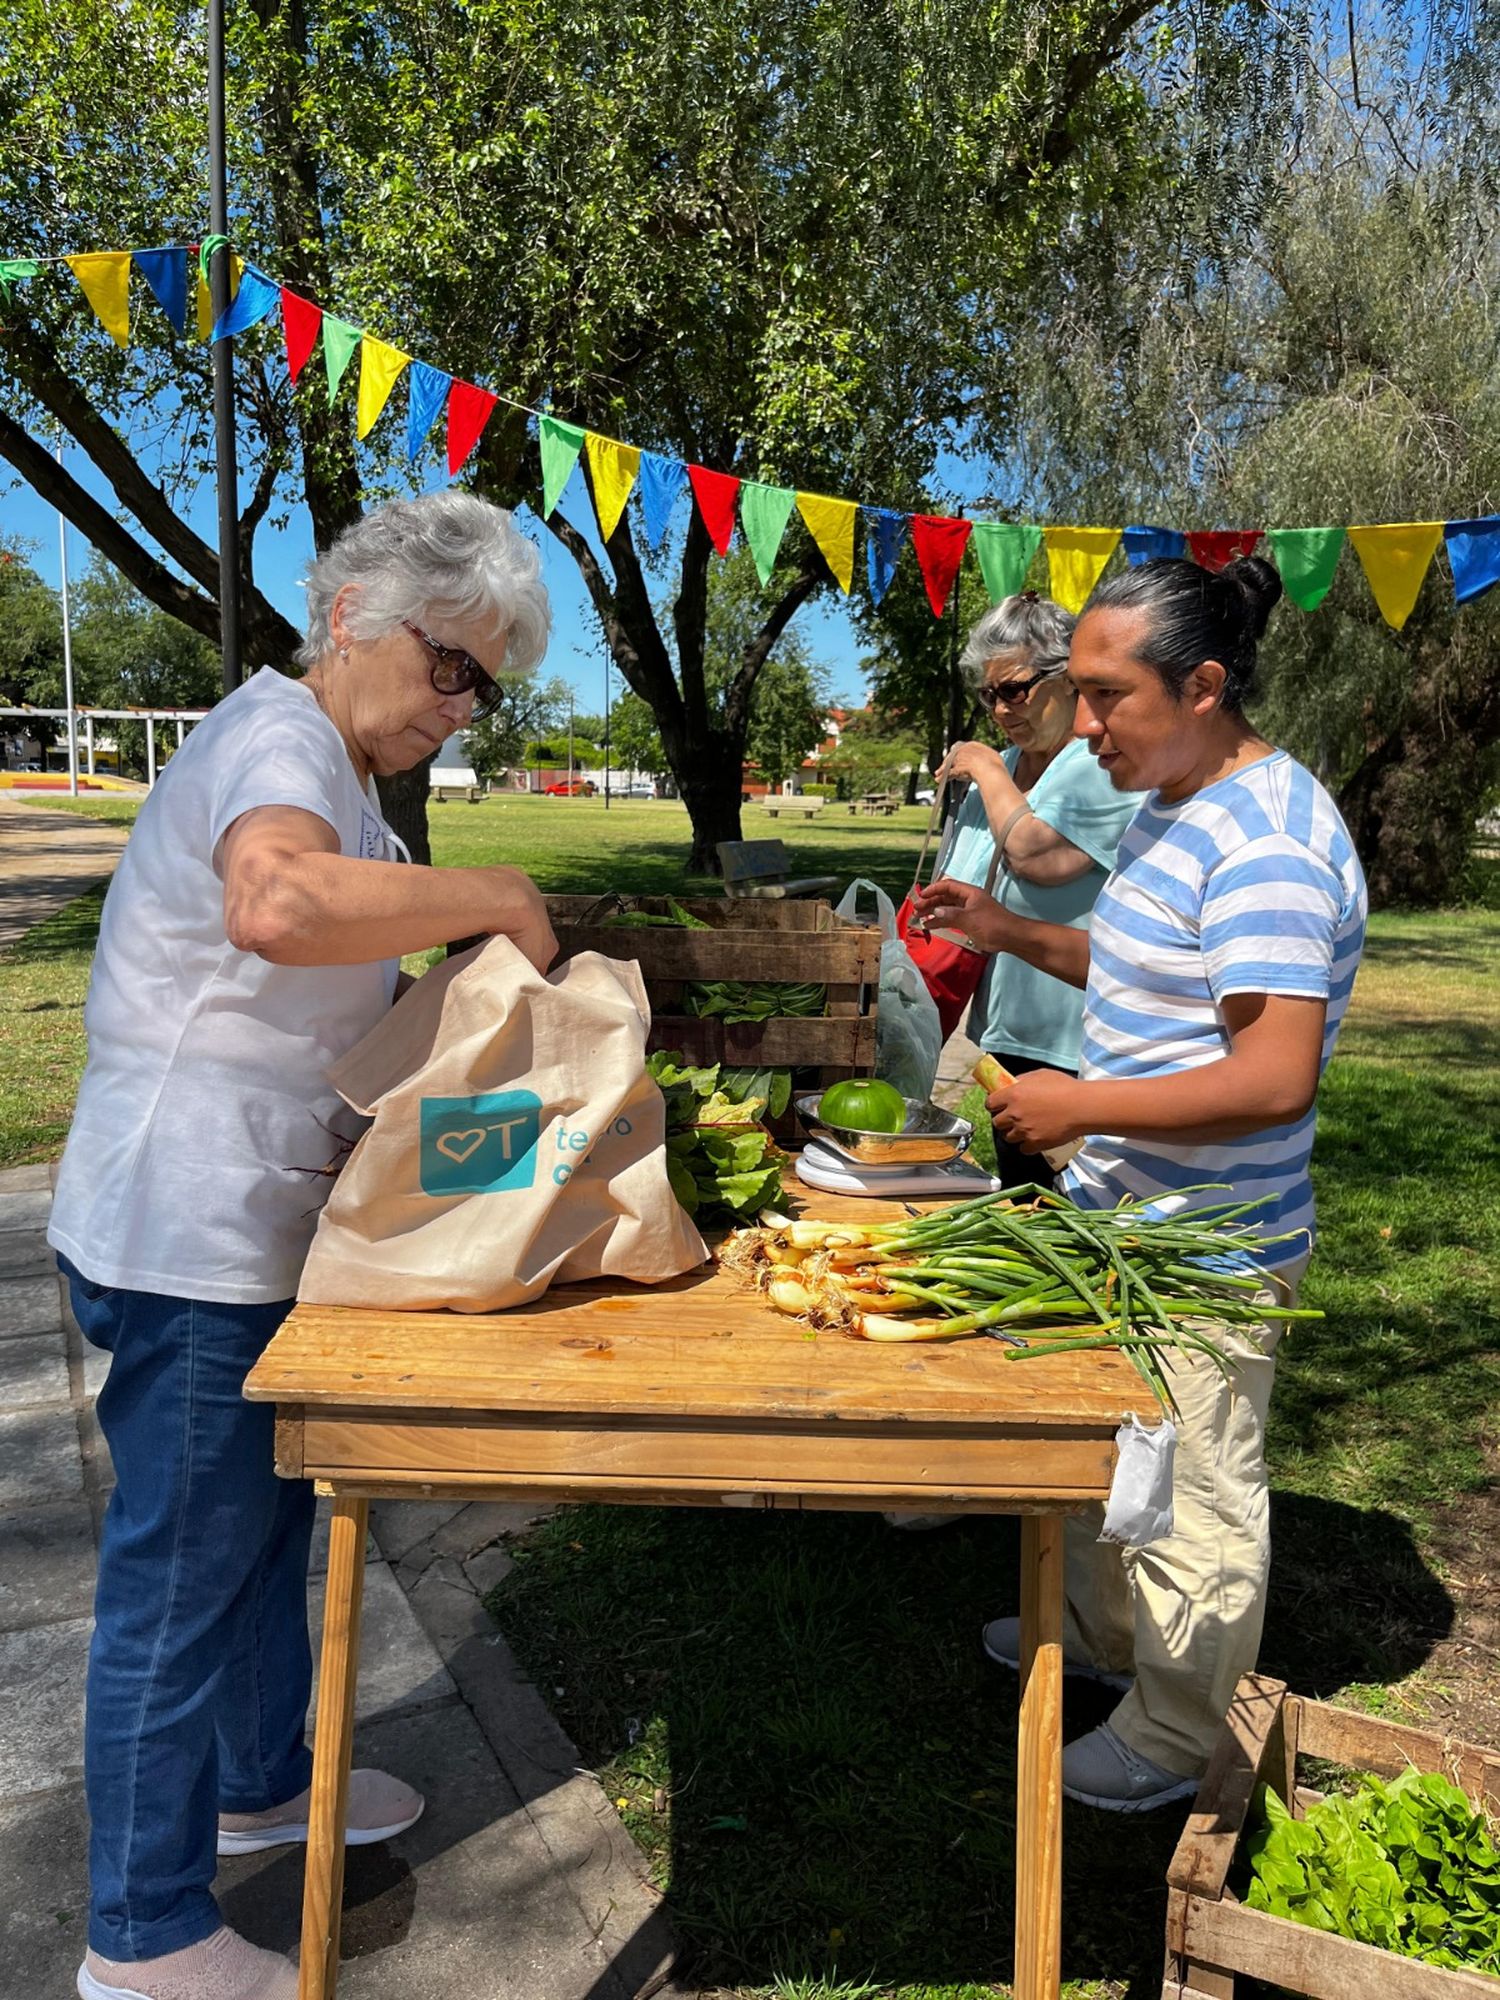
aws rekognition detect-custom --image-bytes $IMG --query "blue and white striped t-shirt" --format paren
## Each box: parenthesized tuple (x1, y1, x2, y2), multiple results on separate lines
(1062, 751, 1367, 1265)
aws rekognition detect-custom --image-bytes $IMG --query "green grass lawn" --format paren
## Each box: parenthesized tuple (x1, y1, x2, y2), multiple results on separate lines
(5, 794, 1498, 1999)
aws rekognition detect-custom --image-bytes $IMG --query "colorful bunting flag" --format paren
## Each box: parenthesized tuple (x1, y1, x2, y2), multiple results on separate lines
(194, 254, 242, 341)
(406, 361, 451, 463)
(281, 289, 322, 385)
(356, 337, 410, 441)
(1187, 529, 1263, 572)
(540, 416, 586, 518)
(66, 253, 131, 347)
(690, 465, 741, 557)
(322, 316, 361, 404)
(798, 493, 857, 594)
(1444, 518, 1500, 607)
(131, 248, 187, 333)
(0, 258, 41, 302)
(1044, 527, 1121, 613)
(1122, 525, 1186, 566)
(638, 453, 688, 548)
(585, 434, 641, 542)
(447, 380, 498, 476)
(1266, 528, 1345, 611)
(971, 522, 1042, 603)
(740, 482, 798, 584)
(864, 508, 908, 607)
(910, 514, 972, 617)
(1347, 523, 1444, 631)
(211, 267, 281, 342)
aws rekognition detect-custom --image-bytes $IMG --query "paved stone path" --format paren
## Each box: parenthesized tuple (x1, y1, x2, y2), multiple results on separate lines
(0, 1165, 684, 2000)
(0, 800, 131, 949)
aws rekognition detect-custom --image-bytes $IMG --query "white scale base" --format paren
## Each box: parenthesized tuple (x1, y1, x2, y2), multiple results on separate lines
(794, 1139, 1006, 1201)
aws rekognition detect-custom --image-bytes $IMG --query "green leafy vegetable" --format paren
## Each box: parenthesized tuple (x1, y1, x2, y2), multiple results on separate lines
(602, 898, 712, 930)
(720, 1067, 793, 1119)
(647, 1049, 784, 1225)
(684, 979, 825, 1022)
(1246, 1771, 1500, 1974)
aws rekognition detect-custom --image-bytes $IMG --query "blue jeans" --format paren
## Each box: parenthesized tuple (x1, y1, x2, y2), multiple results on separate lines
(62, 1260, 315, 1961)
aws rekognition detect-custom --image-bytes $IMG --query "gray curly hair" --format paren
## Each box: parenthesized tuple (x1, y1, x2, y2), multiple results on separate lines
(958, 593, 1075, 689)
(296, 491, 551, 674)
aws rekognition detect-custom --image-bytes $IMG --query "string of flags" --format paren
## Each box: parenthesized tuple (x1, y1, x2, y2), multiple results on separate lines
(9, 241, 1500, 632)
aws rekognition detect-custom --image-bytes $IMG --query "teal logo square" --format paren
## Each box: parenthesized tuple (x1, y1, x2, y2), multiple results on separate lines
(419, 1092, 543, 1195)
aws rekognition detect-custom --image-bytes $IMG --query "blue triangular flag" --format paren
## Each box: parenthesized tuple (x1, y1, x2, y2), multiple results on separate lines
(210, 266, 281, 341)
(1444, 518, 1500, 606)
(132, 247, 188, 333)
(865, 507, 909, 606)
(407, 361, 452, 463)
(1122, 525, 1187, 566)
(637, 453, 688, 548)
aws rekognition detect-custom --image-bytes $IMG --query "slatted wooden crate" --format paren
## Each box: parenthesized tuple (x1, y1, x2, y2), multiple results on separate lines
(1164, 1672, 1500, 2000)
(544, 893, 882, 1085)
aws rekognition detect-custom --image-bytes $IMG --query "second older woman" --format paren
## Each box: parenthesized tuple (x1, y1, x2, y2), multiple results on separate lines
(937, 593, 1143, 1183)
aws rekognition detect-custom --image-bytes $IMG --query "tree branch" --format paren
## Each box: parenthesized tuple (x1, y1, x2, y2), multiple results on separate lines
(543, 507, 682, 730)
(672, 506, 713, 729)
(723, 559, 828, 736)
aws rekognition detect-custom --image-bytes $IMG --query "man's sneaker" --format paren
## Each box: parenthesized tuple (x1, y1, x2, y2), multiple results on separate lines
(981, 1616, 1133, 1692)
(217, 1767, 424, 1856)
(1061, 1723, 1200, 1813)
(882, 1511, 959, 1531)
(78, 1926, 296, 2000)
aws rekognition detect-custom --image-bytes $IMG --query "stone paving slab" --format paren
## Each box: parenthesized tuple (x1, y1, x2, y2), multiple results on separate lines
(0, 1273, 65, 1340)
(0, 1501, 97, 1633)
(0, 1190, 53, 1235)
(0, 1233, 60, 1283)
(0, 1616, 90, 1795)
(0, 1407, 85, 1505)
(0, 1775, 92, 1977)
(0, 1163, 54, 1195)
(0, 1331, 70, 1407)
(308, 1562, 455, 1730)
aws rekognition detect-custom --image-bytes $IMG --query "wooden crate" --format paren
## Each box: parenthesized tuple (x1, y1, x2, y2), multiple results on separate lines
(544, 894, 882, 1084)
(1164, 1672, 1500, 2000)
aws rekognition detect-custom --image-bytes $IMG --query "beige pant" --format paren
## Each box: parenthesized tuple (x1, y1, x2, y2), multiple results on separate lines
(1062, 1255, 1309, 1776)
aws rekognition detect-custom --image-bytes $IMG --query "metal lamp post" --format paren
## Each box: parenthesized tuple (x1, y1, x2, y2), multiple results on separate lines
(207, 0, 242, 694)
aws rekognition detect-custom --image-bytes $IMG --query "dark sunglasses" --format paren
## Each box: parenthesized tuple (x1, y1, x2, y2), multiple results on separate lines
(403, 620, 500, 714)
(978, 668, 1056, 709)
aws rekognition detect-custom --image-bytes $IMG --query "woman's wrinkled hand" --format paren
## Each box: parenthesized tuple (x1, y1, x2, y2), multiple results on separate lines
(911, 876, 1008, 952)
(985, 1068, 1087, 1152)
(480, 868, 558, 972)
(937, 740, 1007, 788)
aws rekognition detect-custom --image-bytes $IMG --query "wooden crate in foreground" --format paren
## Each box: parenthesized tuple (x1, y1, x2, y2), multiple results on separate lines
(545, 894, 882, 1085)
(1165, 1671, 1500, 2000)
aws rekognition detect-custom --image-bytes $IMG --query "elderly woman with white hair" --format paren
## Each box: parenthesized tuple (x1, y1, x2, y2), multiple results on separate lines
(48, 492, 554, 2000)
(939, 592, 1144, 1183)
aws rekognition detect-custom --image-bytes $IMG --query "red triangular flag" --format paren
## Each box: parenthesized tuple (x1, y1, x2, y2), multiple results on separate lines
(688, 464, 741, 556)
(1186, 529, 1263, 573)
(281, 289, 322, 386)
(910, 514, 973, 618)
(447, 380, 499, 477)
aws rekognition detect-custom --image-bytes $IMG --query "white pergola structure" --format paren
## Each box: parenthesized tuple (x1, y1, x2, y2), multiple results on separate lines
(0, 706, 210, 790)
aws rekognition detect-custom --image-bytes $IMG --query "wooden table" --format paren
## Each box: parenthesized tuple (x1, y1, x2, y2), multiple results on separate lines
(246, 1190, 1144, 2000)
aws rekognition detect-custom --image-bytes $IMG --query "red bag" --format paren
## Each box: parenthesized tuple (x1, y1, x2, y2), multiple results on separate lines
(896, 781, 1001, 1041)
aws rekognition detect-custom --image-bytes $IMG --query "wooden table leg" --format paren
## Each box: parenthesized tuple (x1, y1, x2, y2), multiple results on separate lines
(1015, 1513, 1064, 2000)
(299, 1494, 368, 2000)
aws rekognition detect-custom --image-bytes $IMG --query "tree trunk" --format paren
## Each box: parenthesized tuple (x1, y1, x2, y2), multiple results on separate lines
(376, 758, 435, 866)
(668, 732, 746, 875)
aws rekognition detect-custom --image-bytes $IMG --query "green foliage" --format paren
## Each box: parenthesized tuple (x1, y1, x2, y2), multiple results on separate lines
(0, 539, 63, 711)
(608, 692, 670, 780)
(647, 1051, 785, 1224)
(462, 671, 572, 785)
(1247, 1772, 1500, 1974)
(684, 980, 826, 1024)
(820, 711, 924, 800)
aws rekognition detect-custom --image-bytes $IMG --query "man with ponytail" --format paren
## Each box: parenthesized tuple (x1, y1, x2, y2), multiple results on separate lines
(918, 555, 1367, 1811)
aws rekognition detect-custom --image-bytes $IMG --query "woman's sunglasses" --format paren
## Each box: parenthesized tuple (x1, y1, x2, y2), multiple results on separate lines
(978, 667, 1056, 709)
(403, 620, 501, 715)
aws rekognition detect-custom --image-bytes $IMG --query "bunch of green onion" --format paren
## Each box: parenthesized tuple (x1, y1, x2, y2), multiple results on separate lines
(722, 1184, 1320, 1412)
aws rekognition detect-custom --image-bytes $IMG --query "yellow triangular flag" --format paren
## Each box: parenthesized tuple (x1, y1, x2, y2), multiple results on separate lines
(195, 254, 243, 341)
(585, 435, 641, 542)
(356, 336, 411, 440)
(797, 492, 857, 594)
(1044, 526, 1122, 614)
(66, 254, 131, 348)
(1347, 523, 1445, 631)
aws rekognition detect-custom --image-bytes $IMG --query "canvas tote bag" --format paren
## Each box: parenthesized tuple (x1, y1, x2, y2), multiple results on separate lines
(298, 936, 707, 1311)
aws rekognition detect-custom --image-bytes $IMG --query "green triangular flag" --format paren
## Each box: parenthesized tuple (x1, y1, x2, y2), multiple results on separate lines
(0, 257, 40, 302)
(322, 316, 362, 405)
(740, 482, 797, 585)
(971, 522, 1043, 603)
(1266, 527, 1345, 611)
(540, 415, 586, 518)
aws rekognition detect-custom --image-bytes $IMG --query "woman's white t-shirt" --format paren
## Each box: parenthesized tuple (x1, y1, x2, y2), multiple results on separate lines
(48, 667, 402, 1304)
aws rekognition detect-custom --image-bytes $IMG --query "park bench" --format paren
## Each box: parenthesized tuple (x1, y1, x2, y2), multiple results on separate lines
(430, 780, 485, 803)
(762, 795, 824, 819)
(716, 838, 839, 900)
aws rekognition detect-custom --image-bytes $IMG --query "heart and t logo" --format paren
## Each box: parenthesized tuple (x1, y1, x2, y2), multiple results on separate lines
(434, 1128, 486, 1165)
(419, 1091, 544, 1195)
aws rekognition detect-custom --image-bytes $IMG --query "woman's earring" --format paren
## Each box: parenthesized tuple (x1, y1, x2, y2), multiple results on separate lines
(339, 645, 350, 661)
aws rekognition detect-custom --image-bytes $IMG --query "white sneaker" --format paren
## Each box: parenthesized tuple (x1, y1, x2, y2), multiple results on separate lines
(79, 1926, 296, 2000)
(217, 1767, 424, 1856)
(882, 1511, 960, 1531)
(981, 1616, 1133, 1692)
(1061, 1723, 1200, 1813)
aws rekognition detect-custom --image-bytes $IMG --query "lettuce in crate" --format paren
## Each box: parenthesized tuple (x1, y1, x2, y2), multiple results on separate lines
(646, 1052, 787, 1224)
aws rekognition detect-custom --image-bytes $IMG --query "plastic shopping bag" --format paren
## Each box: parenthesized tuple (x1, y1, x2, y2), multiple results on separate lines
(834, 878, 944, 1102)
(298, 936, 707, 1312)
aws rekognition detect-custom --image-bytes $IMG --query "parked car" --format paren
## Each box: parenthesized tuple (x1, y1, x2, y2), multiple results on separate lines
(914, 787, 935, 806)
(542, 779, 596, 796)
(621, 782, 655, 799)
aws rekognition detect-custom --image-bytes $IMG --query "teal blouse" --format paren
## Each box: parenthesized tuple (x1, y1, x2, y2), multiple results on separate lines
(940, 739, 1143, 1072)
